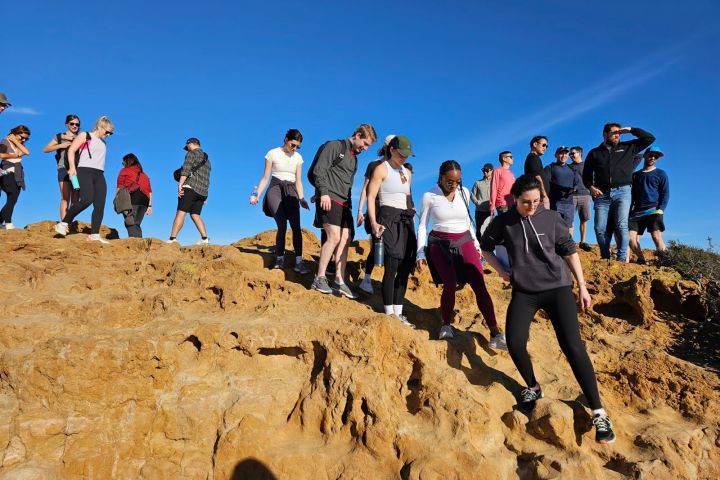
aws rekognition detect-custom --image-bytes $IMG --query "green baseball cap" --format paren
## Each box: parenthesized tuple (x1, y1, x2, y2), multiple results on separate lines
(389, 135, 415, 157)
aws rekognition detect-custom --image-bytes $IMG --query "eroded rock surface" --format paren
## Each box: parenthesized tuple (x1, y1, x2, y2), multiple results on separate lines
(0, 223, 718, 479)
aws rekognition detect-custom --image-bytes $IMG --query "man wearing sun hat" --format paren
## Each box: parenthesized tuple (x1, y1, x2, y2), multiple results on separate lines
(628, 146, 669, 264)
(0, 93, 11, 114)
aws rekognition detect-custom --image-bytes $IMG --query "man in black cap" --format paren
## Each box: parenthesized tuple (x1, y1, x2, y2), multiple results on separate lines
(545, 146, 583, 234)
(168, 137, 212, 245)
(0, 93, 10, 114)
(470, 163, 494, 238)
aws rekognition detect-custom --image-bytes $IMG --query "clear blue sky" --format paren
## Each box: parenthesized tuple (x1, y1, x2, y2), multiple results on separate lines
(3, 0, 719, 248)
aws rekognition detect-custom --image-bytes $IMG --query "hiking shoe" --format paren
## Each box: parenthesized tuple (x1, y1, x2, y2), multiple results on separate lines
(593, 415, 616, 444)
(579, 242, 592, 252)
(87, 234, 110, 245)
(333, 282, 357, 299)
(2, 223, 15, 230)
(394, 314, 416, 329)
(311, 276, 333, 294)
(273, 257, 285, 269)
(489, 332, 508, 351)
(166, 238, 179, 244)
(54, 222, 69, 237)
(358, 278, 374, 294)
(518, 388, 543, 413)
(293, 261, 311, 275)
(439, 325, 454, 339)
(195, 238, 209, 245)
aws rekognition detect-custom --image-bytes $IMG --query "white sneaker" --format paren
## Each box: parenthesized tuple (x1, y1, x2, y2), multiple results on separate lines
(166, 238, 179, 244)
(2, 223, 15, 230)
(87, 234, 110, 244)
(54, 222, 69, 237)
(489, 332, 508, 351)
(439, 325, 454, 340)
(195, 238, 209, 245)
(393, 314, 416, 329)
(359, 278, 374, 294)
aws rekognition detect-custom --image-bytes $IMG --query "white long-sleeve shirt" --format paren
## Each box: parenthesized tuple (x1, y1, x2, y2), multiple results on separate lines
(416, 185, 479, 260)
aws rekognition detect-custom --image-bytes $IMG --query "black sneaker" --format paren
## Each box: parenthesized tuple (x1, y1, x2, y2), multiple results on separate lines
(518, 387, 543, 413)
(273, 257, 284, 269)
(579, 242, 592, 252)
(593, 414, 616, 444)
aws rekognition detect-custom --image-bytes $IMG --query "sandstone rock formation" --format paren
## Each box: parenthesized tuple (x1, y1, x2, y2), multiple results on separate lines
(0, 223, 718, 479)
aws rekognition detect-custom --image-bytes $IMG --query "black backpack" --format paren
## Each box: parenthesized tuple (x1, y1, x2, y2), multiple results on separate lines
(307, 139, 349, 188)
(173, 152, 208, 182)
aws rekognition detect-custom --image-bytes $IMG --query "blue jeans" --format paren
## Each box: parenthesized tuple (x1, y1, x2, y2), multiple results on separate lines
(593, 185, 631, 260)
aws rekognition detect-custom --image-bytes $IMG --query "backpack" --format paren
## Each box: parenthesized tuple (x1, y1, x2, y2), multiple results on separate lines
(76, 132, 93, 160)
(306, 139, 349, 188)
(55, 133, 85, 169)
(173, 152, 208, 182)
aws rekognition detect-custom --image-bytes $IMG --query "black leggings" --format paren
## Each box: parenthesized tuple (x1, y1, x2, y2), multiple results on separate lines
(1, 175, 20, 223)
(365, 240, 376, 275)
(274, 198, 302, 257)
(63, 167, 106, 234)
(381, 254, 413, 307)
(506, 286, 602, 410)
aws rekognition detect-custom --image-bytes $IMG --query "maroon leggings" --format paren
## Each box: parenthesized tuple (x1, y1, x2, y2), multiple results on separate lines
(428, 232, 497, 327)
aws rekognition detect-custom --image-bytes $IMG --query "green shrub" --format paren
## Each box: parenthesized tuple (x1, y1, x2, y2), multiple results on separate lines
(656, 239, 719, 320)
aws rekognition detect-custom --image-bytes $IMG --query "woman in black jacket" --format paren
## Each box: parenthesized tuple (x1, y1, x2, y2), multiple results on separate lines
(481, 175, 616, 444)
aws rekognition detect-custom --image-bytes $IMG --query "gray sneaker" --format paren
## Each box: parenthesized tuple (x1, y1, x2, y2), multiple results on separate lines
(333, 282, 357, 299)
(311, 276, 332, 294)
(294, 261, 311, 275)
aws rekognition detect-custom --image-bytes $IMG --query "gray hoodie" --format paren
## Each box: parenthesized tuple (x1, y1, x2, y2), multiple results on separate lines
(480, 205, 576, 293)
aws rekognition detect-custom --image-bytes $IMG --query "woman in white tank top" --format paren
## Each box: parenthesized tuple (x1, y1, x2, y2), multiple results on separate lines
(366, 135, 417, 328)
(54, 115, 114, 243)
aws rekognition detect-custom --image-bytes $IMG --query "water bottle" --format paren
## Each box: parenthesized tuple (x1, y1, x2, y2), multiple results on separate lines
(70, 174, 80, 190)
(250, 185, 258, 203)
(373, 226, 385, 266)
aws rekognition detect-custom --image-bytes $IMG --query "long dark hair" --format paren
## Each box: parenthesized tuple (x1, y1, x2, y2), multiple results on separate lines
(122, 153, 143, 172)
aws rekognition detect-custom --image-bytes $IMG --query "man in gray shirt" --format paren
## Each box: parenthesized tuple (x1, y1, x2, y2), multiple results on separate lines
(168, 137, 212, 245)
(470, 163, 493, 238)
(569, 146, 592, 251)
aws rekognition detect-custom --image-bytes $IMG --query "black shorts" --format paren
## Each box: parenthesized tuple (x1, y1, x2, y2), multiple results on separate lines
(317, 200, 353, 229)
(58, 168, 70, 183)
(629, 213, 665, 235)
(177, 188, 207, 215)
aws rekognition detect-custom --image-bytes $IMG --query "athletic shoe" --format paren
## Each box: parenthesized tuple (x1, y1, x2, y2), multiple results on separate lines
(395, 314, 416, 329)
(439, 325, 454, 339)
(593, 414, 616, 444)
(358, 278, 374, 294)
(293, 261, 311, 275)
(311, 276, 333, 294)
(196, 238, 209, 245)
(579, 242, 592, 252)
(54, 222, 69, 237)
(2, 223, 15, 230)
(87, 234, 110, 245)
(333, 282, 357, 299)
(489, 332, 508, 351)
(518, 387, 543, 413)
(636, 258, 647, 265)
(166, 238, 179, 244)
(273, 257, 285, 269)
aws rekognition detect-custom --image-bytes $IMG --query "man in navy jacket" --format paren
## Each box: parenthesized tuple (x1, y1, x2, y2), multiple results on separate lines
(582, 123, 655, 261)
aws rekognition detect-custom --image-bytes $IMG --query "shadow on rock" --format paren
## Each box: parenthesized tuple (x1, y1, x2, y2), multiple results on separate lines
(232, 457, 278, 480)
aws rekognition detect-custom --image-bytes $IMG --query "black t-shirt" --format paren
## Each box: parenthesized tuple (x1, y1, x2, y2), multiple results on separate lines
(524, 152, 550, 197)
(364, 159, 383, 180)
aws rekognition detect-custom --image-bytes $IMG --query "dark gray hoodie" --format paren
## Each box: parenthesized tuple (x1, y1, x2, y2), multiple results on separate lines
(480, 204, 576, 293)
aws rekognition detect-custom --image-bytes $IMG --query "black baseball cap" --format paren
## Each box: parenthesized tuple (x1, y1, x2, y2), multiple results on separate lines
(555, 145, 570, 154)
(482, 163, 494, 172)
(183, 137, 201, 150)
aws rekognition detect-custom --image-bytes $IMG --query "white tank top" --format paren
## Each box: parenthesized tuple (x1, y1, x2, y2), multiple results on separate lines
(379, 160, 409, 209)
(77, 132, 107, 170)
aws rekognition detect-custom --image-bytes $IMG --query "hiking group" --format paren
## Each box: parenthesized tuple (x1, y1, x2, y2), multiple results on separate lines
(2, 91, 677, 446)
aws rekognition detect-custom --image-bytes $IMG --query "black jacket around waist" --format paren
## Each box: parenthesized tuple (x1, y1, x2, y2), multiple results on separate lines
(582, 127, 655, 190)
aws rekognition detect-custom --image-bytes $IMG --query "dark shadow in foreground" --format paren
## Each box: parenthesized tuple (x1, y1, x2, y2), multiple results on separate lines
(232, 457, 278, 480)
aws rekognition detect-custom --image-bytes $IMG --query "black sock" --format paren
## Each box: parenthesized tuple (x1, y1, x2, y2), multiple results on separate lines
(202, 236, 208, 240)
(169, 236, 176, 240)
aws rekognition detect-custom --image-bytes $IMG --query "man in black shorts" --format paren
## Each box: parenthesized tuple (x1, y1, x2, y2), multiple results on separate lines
(168, 137, 212, 245)
(311, 124, 377, 298)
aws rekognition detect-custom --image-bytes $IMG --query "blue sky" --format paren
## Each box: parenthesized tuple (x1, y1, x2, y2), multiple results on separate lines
(3, 0, 719, 248)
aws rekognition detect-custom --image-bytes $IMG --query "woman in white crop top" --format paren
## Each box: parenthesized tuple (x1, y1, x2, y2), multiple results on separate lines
(416, 160, 506, 348)
(366, 135, 417, 328)
(54, 115, 114, 243)
(250, 129, 310, 274)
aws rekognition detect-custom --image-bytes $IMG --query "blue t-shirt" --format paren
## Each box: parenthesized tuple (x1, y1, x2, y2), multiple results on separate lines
(631, 168, 669, 214)
(545, 162, 581, 203)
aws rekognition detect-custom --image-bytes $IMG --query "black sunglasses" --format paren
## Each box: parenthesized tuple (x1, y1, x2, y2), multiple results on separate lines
(69, 122, 80, 127)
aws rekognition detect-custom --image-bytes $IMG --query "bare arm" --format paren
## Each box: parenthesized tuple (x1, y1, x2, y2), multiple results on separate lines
(367, 163, 388, 237)
(66, 134, 86, 175)
(564, 253, 591, 311)
(251, 158, 273, 205)
(295, 160, 305, 200)
(43, 136, 67, 153)
(357, 177, 371, 225)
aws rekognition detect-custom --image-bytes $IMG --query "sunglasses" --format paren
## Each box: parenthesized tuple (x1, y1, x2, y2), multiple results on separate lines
(647, 154, 659, 159)
(19, 136, 29, 142)
(539, 143, 548, 148)
(443, 178, 461, 186)
(288, 142, 301, 150)
(105, 130, 114, 136)
(69, 122, 80, 127)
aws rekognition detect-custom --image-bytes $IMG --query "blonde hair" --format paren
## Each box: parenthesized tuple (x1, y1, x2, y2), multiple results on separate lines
(94, 115, 114, 132)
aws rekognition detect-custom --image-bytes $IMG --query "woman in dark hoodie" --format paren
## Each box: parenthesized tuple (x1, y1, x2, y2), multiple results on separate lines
(480, 175, 616, 445)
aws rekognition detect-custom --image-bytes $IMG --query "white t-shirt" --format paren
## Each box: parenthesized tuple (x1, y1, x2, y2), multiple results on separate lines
(265, 147, 303, 182)
(416, 185, 479, 260)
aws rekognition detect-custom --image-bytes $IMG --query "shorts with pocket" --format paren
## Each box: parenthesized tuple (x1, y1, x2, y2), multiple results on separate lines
(177, 187, 207, 215)
(317, 200, 354, 229)
(629, 213, 664, 235)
